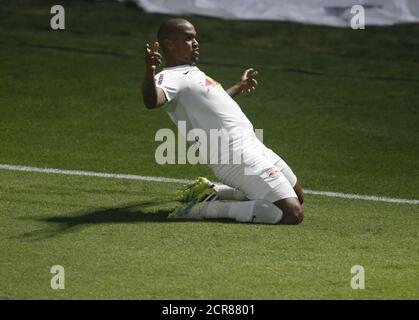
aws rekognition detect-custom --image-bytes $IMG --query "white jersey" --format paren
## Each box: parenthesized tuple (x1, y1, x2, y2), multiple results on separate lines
(154, 64, 298, 202)
(155, 64, 259, 166)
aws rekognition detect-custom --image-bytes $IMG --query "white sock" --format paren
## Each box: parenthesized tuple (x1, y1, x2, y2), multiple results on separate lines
(213, 185, 248, 201)
(196, 200, 283, 224)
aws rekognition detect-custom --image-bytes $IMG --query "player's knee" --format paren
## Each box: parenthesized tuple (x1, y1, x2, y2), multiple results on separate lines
(276, 201, 304, 225)
(292, 205, 304, 224)
(286, 205, 304, 224)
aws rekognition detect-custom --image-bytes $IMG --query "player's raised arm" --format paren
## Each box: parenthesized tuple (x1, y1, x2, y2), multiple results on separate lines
(142, 42, 167, 109)
(226, 68, 258, 98)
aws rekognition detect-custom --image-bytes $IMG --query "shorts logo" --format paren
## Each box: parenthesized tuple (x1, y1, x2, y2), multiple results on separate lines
(266, 167, 279, 177)
(157, 73, 164, 85)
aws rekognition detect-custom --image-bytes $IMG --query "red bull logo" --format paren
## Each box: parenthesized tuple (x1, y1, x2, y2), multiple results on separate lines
(266, 167, 279, 177)
(203, 76, 221, 93)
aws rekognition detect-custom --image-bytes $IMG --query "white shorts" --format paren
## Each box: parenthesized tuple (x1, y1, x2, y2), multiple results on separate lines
(210, 140, 298, 203)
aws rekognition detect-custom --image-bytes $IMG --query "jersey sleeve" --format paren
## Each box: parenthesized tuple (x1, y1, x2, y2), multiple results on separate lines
(154, 71, 179, 102)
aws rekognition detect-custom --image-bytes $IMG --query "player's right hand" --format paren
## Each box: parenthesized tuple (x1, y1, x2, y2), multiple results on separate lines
(144, 42, 162, 72)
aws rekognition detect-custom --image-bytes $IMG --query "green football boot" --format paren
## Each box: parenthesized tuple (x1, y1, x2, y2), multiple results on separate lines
(174, 177, 216, 203)
(169, 191, 219, 219)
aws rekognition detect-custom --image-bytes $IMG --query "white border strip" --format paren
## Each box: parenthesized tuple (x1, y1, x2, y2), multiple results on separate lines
(302, 189, 419, 205)
(1, 164, 418, 205)
(0, 164, 190, 184)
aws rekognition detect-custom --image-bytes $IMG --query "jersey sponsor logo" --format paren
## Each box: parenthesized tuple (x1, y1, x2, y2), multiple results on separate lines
(202, 75, 221, 93)
(157, 73, 164, 85)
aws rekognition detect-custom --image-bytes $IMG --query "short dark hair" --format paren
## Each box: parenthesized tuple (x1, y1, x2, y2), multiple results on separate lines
(157, 18, 191, 53)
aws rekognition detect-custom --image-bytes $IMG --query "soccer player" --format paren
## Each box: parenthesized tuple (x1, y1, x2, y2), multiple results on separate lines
(142, 18, 304, 224)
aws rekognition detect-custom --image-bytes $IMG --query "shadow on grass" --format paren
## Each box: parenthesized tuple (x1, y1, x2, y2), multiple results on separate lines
(18, 200, 234, 241)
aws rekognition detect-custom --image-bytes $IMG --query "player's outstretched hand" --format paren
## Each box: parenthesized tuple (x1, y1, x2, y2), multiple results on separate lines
(144, 42, 162, 72)
(239, 68, 258, 93)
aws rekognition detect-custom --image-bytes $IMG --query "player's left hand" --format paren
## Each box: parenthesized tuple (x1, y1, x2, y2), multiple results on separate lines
(239, 68, 258, 93)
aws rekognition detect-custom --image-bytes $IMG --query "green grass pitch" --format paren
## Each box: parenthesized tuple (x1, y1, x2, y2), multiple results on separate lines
(0, 0, 418, 299)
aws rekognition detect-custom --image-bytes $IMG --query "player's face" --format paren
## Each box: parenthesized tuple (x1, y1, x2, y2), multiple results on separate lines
(169, 23, 199, 65)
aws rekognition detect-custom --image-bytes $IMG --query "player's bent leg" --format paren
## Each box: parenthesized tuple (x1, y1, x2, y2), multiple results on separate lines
(214, 184, 248, 201)
(271, 159, 304, 205)
(170, 198, 283, 224)
(209, 152, 304, 225)
(200, 199, 284, 224)
(250, 200, 283, 224)
(175, 177, 248, 202)
(273, 197, 304, 225)
(293, 181, 304, 205)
